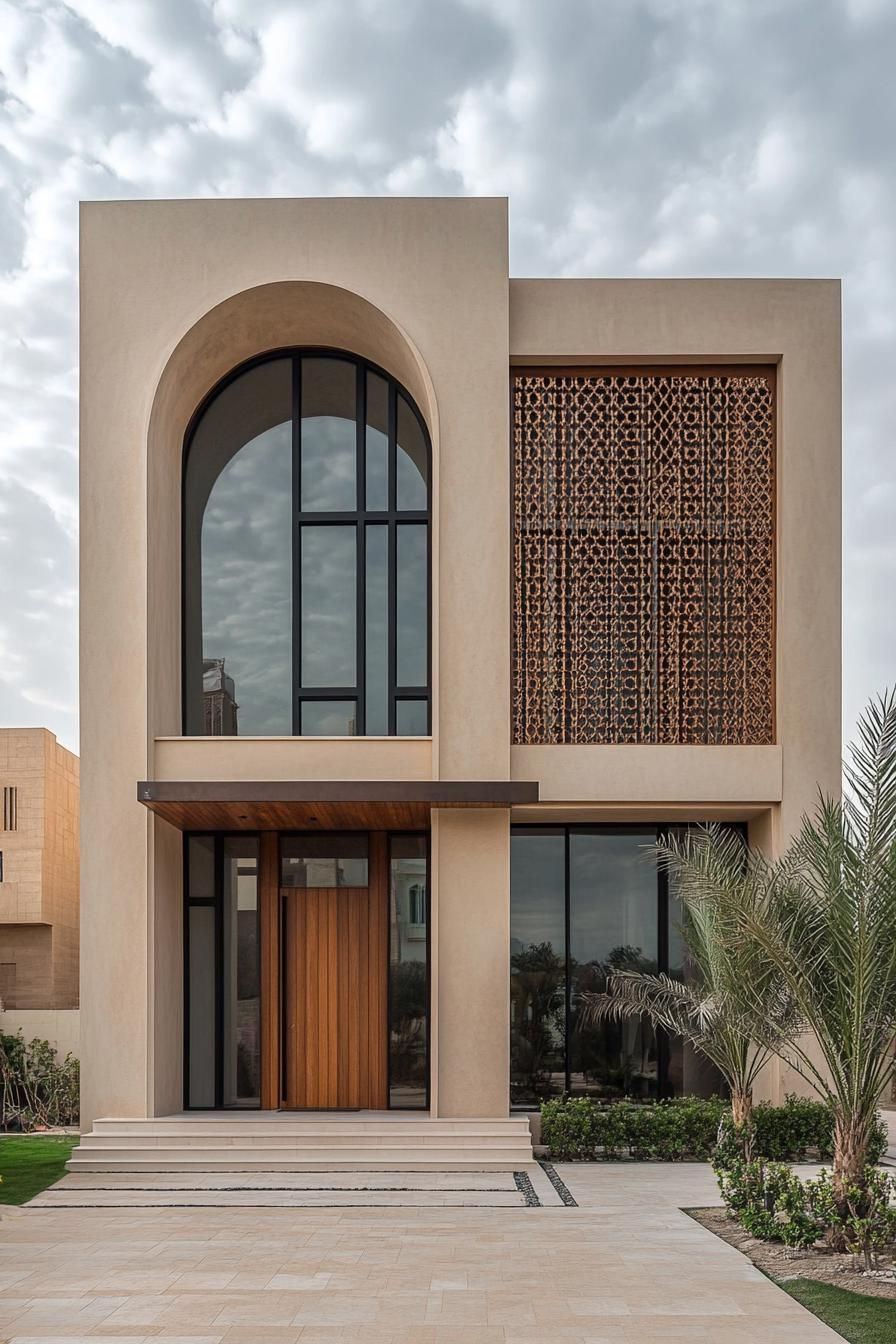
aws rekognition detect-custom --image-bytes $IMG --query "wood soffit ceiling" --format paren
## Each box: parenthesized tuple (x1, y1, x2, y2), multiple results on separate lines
(137, 780, 540, 832)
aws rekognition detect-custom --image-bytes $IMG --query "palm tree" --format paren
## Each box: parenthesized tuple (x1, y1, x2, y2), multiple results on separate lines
(579, 839, 794, 1141)
(657, 690, 896, 1204)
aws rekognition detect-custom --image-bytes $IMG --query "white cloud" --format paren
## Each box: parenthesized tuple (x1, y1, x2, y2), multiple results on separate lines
(0, 0, 894, 751)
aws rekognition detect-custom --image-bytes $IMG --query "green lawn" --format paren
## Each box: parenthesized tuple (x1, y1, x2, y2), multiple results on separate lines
(784, 1278, 896, 1344)
(0, 1135, 76, 1204)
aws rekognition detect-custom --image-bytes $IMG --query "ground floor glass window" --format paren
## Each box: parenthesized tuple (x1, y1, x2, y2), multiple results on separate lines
(510, 825, 730, 1107)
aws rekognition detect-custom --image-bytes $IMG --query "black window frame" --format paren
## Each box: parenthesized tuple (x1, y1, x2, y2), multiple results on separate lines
(181, 348, 432, 738)
(510, 822, 745, 1109)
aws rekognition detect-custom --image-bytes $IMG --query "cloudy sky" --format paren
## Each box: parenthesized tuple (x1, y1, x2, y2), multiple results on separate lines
(1, 0, 894, 753)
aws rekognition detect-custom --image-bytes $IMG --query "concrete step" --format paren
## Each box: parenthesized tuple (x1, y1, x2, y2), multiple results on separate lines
(67, 1153, 531, 1172)
(68, 1114, 535, 1172)
(90, 1118, 529, 1137)
(81, 1132, 524, 1148)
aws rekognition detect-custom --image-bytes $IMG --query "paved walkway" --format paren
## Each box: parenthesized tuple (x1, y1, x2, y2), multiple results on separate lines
(25, 1168, 564, 1210)
(0, 1163, 841, 1342)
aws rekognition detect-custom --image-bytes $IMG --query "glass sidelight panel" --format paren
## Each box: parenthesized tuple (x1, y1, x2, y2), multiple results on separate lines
(185, 833, 260, 1109)
(568, 830, 658, 1100)
(301, 358, 357, 511)
(187, 904, 216, 1108)
(300, 526, 356, 687)
(221, 838, 260, 1107)
(389, 835, 428, 1108)
(510, 830, 566, 1106)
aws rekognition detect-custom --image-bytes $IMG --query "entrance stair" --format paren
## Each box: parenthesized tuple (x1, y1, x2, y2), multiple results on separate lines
(67, 1111, 536, 1172)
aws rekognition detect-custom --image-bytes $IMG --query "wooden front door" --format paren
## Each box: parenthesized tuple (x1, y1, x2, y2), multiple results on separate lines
(281, 883, 388, 1109)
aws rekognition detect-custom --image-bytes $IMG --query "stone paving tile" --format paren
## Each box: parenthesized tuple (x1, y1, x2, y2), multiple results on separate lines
(0, 1164, 845, 1342)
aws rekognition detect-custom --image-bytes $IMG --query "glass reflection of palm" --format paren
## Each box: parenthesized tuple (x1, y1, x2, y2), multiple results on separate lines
(510, 941, 564, 1102)
(572, 945, 658, 1100)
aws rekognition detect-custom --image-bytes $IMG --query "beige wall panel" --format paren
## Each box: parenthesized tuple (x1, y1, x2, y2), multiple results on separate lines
(512, 745, 782, 805)
(433, 808, 509, 1117)
(150, 816, 183, 1116)
(154, 737, 432, 783)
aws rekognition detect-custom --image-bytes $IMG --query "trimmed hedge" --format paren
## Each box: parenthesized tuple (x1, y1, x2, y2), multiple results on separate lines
(539, 1093, 889, 1164)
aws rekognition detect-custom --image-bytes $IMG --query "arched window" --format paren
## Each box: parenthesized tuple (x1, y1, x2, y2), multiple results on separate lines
(183, 351, 431, 736)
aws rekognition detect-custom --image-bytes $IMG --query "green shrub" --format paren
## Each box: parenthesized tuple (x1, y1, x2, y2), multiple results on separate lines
(716, 1155, 823, 1247)
(806, 1167, 896, 1269)
(540, 1097, 599, 1160)
(0, 1032, 79, 1131)
(540, 1093, 889, 1166)
(715, 1157, 896, 1260)
(541, 1095, 726, 1162)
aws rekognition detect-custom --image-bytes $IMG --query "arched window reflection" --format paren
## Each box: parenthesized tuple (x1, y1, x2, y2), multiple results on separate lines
(183, 352, 431, 737)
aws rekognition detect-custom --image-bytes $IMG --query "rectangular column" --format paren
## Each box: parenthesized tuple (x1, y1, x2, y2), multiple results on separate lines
(432, 808, 509, 1117)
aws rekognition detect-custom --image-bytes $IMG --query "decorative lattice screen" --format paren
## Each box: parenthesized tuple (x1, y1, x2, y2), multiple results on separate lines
(512, 370, 775, 745)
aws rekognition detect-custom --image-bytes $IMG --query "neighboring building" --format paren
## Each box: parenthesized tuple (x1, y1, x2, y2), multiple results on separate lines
(0, 729, 80, 1010)
(73, 198, 840, 1167)
(202, 658, 239, 736)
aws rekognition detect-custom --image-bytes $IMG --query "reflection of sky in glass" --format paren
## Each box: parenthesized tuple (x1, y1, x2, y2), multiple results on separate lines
(396, 525, 427, 685)
(195, 355, 430, 739)
(395, 701, 428, 734)
(302, 416, 356, 510)
(201, 423, 292, 734)
(365, 526, 388, 732)
(366, 372, 389, 510)
(510, 833, 565, 955)
(570, 832, 656, 965)
(300, 701, 357, 735)
(396, 396, 428, 510)
(300, 526, 356, 686)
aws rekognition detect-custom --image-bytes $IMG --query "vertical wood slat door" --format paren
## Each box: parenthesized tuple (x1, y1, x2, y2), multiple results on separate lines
(281, 886, 388, 1109)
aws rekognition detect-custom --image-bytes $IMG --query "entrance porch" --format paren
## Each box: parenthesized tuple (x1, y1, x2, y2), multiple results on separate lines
(72, 779, 537, 1170)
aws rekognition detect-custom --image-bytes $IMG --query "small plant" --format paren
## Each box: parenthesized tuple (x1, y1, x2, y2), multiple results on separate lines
(0, 1032, 79, 1131)
(714, 1155, 896, 1261)
(806, 1167, 896, 1271)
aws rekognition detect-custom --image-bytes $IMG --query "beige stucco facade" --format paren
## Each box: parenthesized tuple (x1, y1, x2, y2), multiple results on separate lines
(78, 197, 840, 1130)
(0, 728, 80, 1011)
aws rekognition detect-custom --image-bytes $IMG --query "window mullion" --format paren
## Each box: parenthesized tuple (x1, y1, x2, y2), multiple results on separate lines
(292, 355, 302, 735)
(356, 362, 366, 736)
(388, 382, 397, 736)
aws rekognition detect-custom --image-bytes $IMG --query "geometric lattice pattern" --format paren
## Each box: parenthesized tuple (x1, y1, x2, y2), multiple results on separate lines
(512, 370, 775, 745)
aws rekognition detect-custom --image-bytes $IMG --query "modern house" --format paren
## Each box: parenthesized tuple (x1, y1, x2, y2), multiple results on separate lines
(72, 197, 840, 1169)
(0, 729, 79, 1021)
